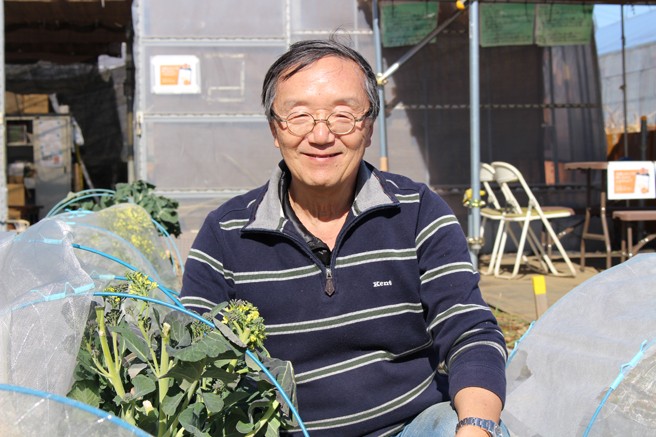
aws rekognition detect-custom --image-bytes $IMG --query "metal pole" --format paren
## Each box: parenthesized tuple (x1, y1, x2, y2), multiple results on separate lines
(372, 0, 389, 171)
(0, 0, 7, 230)
(373, 3, 466, 172)
(468, 0, 482, 266)
(639, 115, 647, 213)
(621, 5, 628, 156)
(377, 8, 465, 84)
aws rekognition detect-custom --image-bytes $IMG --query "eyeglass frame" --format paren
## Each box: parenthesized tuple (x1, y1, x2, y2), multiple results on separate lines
(270, 108, 372, 137)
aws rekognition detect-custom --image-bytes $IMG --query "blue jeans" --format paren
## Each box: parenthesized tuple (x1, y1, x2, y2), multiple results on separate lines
(393, 402, 510, 437)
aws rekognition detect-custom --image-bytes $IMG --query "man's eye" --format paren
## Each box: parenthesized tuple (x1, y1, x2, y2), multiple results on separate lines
(287, 114, 312, 123)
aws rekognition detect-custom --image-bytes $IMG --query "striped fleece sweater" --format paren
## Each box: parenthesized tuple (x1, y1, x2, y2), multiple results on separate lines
(180, 161, 507, 436)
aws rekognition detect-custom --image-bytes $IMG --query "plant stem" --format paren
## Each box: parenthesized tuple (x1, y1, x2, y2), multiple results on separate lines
(164, 380, 198, 437)
(139, 319, 160, 375)
(86, 341, 112, 379)
(246, 400, 280, 437)
(96, 306, 126, 399)
(157, 323, 172, 437)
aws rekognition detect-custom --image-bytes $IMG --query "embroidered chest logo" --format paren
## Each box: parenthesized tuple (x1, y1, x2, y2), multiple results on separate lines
(373, 280, 393, 288)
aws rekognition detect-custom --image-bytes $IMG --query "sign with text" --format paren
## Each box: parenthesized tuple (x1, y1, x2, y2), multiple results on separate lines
(380, 1, 439, 48)
(535, 4, 593, 47)
(151, 55, 201, 94)
(607, 161, 656, 200)
(480, 4, 535, 48)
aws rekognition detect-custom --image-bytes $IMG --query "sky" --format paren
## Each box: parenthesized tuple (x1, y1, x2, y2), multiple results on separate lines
(593, 4, 656, 28)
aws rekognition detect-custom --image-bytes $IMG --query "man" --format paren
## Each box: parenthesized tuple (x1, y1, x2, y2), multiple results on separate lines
(181, 38, 508, 437)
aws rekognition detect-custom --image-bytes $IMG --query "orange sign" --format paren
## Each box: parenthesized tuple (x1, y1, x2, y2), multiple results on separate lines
(613, 170, 637, 194)
(151, 55, 200, 94)
(607, 161, 656, 200)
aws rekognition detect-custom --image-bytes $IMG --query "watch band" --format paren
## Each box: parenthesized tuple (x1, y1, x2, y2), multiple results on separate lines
(455, 417, 504, 437)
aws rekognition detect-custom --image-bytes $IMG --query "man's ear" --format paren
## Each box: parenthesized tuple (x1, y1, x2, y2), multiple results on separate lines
(364, 119, 374, 148)
(269, 122, 281, 149)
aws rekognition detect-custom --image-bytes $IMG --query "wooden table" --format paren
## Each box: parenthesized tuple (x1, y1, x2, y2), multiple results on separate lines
(563, 161, 608, 204)
(563, 162, 611, 270)
(612, 210, 656, 261)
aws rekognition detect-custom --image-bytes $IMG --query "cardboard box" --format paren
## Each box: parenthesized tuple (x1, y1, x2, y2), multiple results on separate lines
(7, 183, 26, 206)
(5, 92, 49, 114)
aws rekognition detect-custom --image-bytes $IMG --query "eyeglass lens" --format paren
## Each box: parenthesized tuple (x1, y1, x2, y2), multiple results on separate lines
(285, 112, 357, 136)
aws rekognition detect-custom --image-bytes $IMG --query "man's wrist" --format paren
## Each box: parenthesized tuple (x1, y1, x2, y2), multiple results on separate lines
(455, 417, 503, 437)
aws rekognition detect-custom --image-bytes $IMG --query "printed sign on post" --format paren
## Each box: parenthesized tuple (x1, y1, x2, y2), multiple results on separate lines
(380, 1, 439, 48)
(535, 4, 593, 47)
(480, 3, 535, 48)
(607, 161, 656, 200)
(151, 55, 201, 94)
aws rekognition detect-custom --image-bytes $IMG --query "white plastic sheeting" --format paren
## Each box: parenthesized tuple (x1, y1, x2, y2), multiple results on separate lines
(0, 205, 180, 435)
(503, 253, 656, 436)
(596, 10, 656, 132)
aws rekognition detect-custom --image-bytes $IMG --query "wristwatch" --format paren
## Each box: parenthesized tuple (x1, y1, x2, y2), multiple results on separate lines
(455, 417, 504, 437)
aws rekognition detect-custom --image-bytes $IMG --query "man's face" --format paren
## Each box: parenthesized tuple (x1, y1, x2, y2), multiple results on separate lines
(270, 56, 373, 194)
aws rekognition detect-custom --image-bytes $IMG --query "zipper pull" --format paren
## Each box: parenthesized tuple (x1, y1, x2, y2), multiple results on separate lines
(325, 268, 335, 296)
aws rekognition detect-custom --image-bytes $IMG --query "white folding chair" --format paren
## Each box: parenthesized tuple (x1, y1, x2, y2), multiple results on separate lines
(479, 163, 522, 276)
(490, 161, 577, 279)
(6, 219, 30, 233)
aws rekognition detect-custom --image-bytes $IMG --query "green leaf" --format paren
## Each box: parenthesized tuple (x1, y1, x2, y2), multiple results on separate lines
(178, 403, 211, 437)
(71, 346, 98, 380)
(248, 398, 273, 422)
(265, 418, 280, 437)
(111, 323, 150, 362)
(236, 418, 256, 434)
(201, 364, 239, 384)
(163, 360, 205, 382)
(128, 363, 147, 379)
(245, 352, 262, 372)
(131, 374, 156, 399)
(222, 390, 251, 410)
(170, 331, 234, 362)
(161, 390, 185, 417)
(67, 380, 101, 408)
(261, 356, 297, 412)
(164, 311, 192, 347)
(200, 392, 224, 414)
(214, 319, 247, 348)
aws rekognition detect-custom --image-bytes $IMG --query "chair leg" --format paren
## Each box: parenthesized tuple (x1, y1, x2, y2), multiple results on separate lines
(580, 207, 591, 271)
(507, 220, 531, 279)
(493, 223, 510, 277)
(600, 208, 612, 269)
(484, 218, 506, 275)
(527, 228, 551, 273)
(541, 218, 577, 277)
(530, 228, 559, 275)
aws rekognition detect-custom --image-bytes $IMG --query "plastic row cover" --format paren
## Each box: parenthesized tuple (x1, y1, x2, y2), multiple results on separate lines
(503, 253, 656, 436)
(0, 204, 182, 434)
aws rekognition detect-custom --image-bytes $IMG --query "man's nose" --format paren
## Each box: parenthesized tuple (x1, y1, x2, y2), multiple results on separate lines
(309, 119, 333, 142)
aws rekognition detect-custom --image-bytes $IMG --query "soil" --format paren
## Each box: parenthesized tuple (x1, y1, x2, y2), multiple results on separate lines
(492, 309, 532, 351)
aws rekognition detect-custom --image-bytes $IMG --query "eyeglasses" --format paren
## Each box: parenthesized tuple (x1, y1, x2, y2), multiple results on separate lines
(272, 110, 370, 136)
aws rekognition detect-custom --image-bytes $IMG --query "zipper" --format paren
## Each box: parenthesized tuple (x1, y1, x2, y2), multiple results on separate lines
(324, 268, 335, 296)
